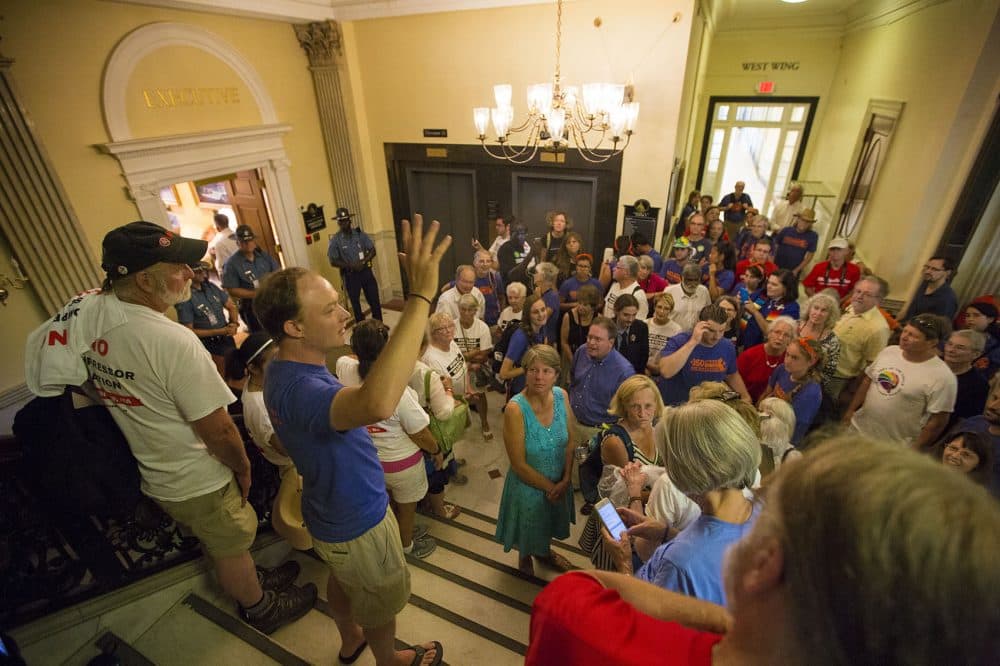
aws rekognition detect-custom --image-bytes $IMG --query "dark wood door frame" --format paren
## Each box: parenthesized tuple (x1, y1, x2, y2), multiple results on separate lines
(385, 143, 623, 268)
(694, 96, 820, 191)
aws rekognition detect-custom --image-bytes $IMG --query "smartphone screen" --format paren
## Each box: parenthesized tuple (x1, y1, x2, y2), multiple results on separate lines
(595, 498, 627, 540)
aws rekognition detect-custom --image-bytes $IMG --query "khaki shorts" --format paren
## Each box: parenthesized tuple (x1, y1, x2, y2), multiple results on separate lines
(383, 460, 429, 504)
(312, 509, 411, 629)
(156, 478, 258, 559)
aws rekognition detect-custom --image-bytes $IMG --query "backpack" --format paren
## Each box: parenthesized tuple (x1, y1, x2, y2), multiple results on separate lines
(13, 389, 142, 517)
(579, 423, 633, 504)
(491, 318, 523, 375)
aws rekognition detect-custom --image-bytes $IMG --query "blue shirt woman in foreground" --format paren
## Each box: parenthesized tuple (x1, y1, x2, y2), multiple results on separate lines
(603, 400, 760, 605)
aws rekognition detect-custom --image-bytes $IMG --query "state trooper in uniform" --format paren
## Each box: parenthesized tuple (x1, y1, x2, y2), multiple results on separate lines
(327, 207, 383, 322)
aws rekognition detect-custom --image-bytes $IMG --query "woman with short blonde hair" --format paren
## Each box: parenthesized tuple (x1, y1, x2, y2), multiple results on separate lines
(604, 400, 760, 605)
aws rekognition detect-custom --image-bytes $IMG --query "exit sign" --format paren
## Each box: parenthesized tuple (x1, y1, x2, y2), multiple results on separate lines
(756, 81, 775, 94)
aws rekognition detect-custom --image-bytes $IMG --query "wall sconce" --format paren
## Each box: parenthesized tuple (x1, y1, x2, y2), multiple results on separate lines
(0, 257, 30, 306)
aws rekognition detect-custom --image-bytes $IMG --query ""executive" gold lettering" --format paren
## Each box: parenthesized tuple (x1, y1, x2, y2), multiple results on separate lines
(142, 87, 241, 108)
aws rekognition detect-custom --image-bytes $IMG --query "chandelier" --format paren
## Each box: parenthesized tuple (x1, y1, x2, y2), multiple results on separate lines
(473, 0, 639, 164)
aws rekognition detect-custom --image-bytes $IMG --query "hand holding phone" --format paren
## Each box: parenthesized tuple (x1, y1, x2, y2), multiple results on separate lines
(595, 498, 628, 540)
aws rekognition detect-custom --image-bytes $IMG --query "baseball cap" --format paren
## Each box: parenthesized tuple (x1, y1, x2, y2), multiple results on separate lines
(194, 260, 213, 272)
(828, 237, 849, 250)
(102, 221, 207, 279)
(235, 225, 255, 241)
(673, 237, 692, 249)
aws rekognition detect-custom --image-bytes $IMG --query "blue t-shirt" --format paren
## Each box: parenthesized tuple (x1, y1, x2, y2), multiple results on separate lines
(541, 288, 561, 342)
(559, 276, 603, 303)
(768, 365, 822, 444)
(660, 259, 686, 284)
(505, 328, 547, 395)
(646, 250, 664, 274)
(773, 226, 818, 270)
(264, 359, 388, 543)
(702, 267, 735, 294)
(657, 332, 738, 406)
(637, 503, 759, 605)
(742, 299, 800, 348)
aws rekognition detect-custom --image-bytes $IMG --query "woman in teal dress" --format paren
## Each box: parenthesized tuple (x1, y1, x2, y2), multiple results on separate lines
(495, 344, 577, 574)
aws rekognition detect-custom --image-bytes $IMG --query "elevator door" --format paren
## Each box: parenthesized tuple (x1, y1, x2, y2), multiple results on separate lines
(405, 167, 477, 282)
(513, 174, 598, 251)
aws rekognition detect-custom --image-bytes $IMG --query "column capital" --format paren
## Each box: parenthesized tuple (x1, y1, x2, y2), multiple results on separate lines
(294, 21, 342, 67)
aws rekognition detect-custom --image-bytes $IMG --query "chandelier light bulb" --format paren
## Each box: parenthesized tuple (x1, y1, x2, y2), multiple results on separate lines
(493, 84, 513, 110)
(581, 82, 603, 117)
(624, 101, 640, 132)
(547, 108, 567, 144)
(491, 106, 513, 137)
(473, 107, 490, 137)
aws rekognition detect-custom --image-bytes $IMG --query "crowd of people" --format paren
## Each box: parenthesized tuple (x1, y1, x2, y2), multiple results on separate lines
(22, 187, 1000, 664)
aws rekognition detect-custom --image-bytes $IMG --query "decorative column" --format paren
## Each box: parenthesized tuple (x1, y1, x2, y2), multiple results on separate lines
(294, 21, 363, 226)
(0, 46, 102, 313)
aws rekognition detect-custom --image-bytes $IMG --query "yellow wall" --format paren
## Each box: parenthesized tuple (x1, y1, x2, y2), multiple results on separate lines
(342, 0, 695, 244)
(804, 0, 999, 301)
(1, 0, 341, 394)
(683, 27, 843, 200)
(2, 0, 337, 276)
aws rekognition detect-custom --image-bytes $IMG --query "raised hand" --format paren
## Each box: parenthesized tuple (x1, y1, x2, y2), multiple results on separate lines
(399, 213, 452, 300)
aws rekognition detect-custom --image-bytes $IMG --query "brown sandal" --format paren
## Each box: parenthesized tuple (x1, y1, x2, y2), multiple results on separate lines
(541, 551, 576, 572)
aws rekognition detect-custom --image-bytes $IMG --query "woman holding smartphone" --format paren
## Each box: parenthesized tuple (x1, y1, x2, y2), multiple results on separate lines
(495, 344, 577, 574)
(602, 400, 760, 605)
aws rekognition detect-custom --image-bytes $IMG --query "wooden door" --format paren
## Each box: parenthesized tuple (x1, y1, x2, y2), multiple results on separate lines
(405, 167, 477, 282)
(228, 170, 280, 263)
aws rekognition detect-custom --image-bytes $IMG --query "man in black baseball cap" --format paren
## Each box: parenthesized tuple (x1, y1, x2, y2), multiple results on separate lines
(30, 220, 317, 633)
(101, 220, 207, 282)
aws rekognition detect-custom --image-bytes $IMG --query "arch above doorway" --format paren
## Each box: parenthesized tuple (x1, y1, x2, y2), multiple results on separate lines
(102, 21, 277, 142)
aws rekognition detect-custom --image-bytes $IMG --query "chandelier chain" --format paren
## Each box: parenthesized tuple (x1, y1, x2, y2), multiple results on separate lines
(554, 0, 562, 83)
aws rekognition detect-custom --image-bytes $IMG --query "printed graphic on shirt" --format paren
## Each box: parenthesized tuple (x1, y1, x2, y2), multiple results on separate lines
(689, 358, 727, 373)
(455, 335, 486, 352)
(445, 353, 466, 378)
(875, 367, 904, 396)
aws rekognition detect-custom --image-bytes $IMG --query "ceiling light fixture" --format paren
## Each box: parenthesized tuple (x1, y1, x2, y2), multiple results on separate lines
(473, 0, 638, 164)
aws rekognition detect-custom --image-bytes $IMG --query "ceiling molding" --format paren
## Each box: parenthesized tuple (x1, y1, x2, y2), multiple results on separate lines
(106, 0, 551, 23)
(844, 0, 948, 33)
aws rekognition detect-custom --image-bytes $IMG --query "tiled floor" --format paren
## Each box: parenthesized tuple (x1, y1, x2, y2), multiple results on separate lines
(11, 309, 593, 665)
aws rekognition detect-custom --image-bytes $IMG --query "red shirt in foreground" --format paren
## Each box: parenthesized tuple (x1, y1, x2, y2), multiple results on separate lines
(526, 572, 721, 666)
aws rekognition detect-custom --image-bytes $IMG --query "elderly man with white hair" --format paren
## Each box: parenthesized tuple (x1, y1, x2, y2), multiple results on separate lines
(768, 182, 805, 232)
(663, 263, 711, 333)
(604, 254, 648, 320)
(437, 264, 485, 321)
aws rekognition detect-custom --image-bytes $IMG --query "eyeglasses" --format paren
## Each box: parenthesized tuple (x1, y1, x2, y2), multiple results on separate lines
(943, 444, 978, 461)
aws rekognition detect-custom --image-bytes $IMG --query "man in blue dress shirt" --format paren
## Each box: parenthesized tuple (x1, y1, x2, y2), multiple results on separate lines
(569, 316, 635, 445)
(328, 206, 382, 322)
(222, 224, 280, 332)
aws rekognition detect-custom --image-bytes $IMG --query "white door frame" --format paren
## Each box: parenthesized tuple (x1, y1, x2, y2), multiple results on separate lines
(99, 125, 308, 268)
